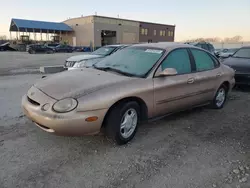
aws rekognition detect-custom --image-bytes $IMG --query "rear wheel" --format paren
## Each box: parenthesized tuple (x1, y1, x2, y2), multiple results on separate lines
(105, 101, 140, 145)
(210, 85, 227, 109)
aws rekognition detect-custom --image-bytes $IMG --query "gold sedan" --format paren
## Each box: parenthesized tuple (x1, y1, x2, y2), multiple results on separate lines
(22, 43, 235, 145)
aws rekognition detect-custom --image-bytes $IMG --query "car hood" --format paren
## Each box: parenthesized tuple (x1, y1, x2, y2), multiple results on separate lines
(34, 68, 134, 100)
(66, 54, 104, 61)
(223, 57, 250, 73)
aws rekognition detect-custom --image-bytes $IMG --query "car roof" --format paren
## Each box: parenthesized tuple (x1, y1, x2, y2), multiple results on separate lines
(104, 44, 128, 47)
(242, 46, 250, 49)
(131, 42, 194, 50)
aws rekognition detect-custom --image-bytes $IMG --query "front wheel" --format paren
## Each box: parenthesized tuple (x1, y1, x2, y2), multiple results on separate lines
(105, 101, 140, 145)
(210, 85, 227, 109)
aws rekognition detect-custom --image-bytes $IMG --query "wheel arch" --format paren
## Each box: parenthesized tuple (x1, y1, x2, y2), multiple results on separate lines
(101, 96, 148, 128)
(221, 81, 230, 92)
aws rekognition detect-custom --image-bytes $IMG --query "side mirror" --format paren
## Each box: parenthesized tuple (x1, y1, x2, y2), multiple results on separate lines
(158, 68, 178, 77)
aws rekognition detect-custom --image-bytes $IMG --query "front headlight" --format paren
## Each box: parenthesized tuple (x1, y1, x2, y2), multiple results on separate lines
(52, 98, 78, 113)
(73, 60, 86, 68)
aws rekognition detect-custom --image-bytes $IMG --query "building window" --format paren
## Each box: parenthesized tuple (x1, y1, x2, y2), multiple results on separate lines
(168, 31, 171, 37)
(160, 30, 163, 36)
(171, 31, 174, 37)
(154, 30, 157, 36)
(163, 30, 166, 36)
(141, 28, 145, 35)
(145, 29, 148, 36)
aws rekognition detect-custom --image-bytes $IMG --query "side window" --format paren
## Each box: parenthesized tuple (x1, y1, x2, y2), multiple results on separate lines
(201, 44, 209, 51)
(160, 49, 191, 74)
(191, 49, 215, 71)
(195, 44, 202, 49)
(210, 55, 220, 67)
(209, 44, 214, 52)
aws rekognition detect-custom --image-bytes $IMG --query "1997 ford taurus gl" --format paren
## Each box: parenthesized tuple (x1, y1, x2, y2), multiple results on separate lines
(22, 43, 235, 145)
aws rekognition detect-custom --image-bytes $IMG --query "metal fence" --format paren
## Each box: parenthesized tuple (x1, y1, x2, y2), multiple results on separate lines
(211, 42, 250, 49)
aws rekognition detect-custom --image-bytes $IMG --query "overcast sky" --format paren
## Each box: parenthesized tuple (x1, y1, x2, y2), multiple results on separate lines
(0, 0, 250, 41)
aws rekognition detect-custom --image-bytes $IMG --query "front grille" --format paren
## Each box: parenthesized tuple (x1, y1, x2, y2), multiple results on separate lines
(65, 61, 76, 67)
(27, 96, 40, 106)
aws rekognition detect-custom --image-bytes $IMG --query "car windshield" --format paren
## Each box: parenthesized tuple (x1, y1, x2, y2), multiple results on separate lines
(92, 47, 116, 56)
(227, 48, 238, 53)
(94, 47, 165, 77)
(232, 48, 250, 59)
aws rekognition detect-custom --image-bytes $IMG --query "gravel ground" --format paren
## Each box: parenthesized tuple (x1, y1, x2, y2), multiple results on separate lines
(0, 73, 249, 188)
(0, 52, 86, 75)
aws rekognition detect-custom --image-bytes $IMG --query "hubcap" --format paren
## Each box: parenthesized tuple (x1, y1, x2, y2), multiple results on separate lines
(216, 88, 226, 107)
(120, 108, 138, 139)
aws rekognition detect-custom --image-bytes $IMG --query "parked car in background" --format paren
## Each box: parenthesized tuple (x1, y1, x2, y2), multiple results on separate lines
(65, 44, 129, 69)
(185, 42, 215, 55)
(54, 44, 74, 53)
(22, 43, 235, 145)
(219, 48, 238, 60)
(222, 46, 250, 85)
(46, 43, 60, 49)
(214, 48, 228, 57)
(28, 45, 54, 54)
(0, 42, 16, 51)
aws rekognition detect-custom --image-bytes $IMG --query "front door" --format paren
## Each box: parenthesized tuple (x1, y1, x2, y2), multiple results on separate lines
(153, 48, 199, 117)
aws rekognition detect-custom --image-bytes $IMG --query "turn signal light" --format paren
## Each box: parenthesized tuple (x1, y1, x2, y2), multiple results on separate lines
(85, 116, 98, 122)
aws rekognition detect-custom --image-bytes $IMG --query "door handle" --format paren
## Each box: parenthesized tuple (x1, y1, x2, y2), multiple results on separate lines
(216, 72, 222, 77)
(187, 78, 195, 84)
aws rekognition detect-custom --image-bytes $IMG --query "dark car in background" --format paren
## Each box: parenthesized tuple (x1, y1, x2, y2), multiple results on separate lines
(223, 46, 250, 85)
(54, 44, 74, 53)
(28, 45, 54, 54)
(219, 48, 238, 60)
(185, 42, 215, 55)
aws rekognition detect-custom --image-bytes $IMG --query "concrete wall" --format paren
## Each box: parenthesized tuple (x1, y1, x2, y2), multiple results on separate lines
(93, 16, 139, 47)
(63, 16, 94, 46)
(139, 22, 175, 43)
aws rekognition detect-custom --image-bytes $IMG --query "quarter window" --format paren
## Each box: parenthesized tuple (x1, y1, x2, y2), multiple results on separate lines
(160, 49, 191, 74)
(191, 49, 215, 71)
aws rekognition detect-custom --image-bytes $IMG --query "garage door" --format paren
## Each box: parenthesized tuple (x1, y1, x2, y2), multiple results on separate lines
(122, 32, 136, 44)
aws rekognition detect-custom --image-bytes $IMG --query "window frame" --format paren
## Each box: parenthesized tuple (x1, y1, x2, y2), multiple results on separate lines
(153, 47, 195, 78)
(188, 47, 220, 73)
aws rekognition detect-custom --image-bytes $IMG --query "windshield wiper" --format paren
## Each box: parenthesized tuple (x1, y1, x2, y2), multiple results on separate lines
(93, 65, 135, 77)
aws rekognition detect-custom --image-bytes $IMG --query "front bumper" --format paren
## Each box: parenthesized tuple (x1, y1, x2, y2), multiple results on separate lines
(21, 87, 107, 136)
(235, 74, 250, 85)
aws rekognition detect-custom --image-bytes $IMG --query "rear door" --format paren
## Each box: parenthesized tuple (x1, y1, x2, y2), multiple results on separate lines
(188, 48, 221, 102)
(153, 48, 202, 116)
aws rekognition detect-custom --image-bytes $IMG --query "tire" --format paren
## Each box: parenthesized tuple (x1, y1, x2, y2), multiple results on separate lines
(104, 101, 140, 145)
(30, 50, 36, 54)
(210, 85, 228, 109)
